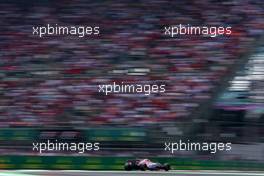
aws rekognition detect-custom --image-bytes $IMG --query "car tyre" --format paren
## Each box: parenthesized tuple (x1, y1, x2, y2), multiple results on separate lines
(164, 163, 171, 171)
(140, 164, 147, 171)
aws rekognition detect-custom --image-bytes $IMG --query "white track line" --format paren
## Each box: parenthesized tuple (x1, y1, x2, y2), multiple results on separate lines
(13, 170, 264, 176)
(0, 173, 36, 176)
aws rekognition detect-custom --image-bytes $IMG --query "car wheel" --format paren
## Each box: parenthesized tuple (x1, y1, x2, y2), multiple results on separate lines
(124, 163, 132, 171)
(139, 164, 147, 171)
(164, 163, 171, 171)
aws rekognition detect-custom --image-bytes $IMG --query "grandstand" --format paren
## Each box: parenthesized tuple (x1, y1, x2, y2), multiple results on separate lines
(0, 0, 263, 127)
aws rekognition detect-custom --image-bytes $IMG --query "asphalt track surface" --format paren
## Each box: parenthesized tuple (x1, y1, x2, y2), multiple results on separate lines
(1, 170, 264, 176)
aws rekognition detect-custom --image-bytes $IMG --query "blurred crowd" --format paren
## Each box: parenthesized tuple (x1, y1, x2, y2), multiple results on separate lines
(0, 0, 264, 127)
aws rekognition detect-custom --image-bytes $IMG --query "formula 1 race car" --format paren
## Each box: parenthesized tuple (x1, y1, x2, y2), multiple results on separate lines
(124, 159, 171, 171)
